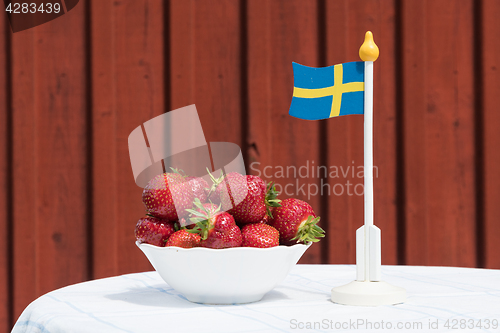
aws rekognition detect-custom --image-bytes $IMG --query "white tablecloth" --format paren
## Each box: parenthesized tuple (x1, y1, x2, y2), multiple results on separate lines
(12, 265, 500, 333)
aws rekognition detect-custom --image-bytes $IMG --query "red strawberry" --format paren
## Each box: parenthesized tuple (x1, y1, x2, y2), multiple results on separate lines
(237, 214, 269, 229)
(186, 176, 209, 202)
(208, 172, 281, 224)
(165, 229, 201, 248)
(142, 172, 194, 222)
(134, 216, 177, 247)
(186, 198, 242, 249)
(258, 214, 270, 224)
(269, 198, 325, 245)
(241, 223, 279, 248)
(170, 168, 209, 203)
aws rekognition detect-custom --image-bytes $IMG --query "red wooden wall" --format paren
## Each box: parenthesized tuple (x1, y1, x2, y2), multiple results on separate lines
(1, 0, 500, 330)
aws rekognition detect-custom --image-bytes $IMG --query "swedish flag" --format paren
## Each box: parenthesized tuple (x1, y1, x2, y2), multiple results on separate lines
(289, 61, 365, 120)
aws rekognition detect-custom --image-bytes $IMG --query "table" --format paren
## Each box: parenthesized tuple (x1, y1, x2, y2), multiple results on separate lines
(12, 265, 500, 333)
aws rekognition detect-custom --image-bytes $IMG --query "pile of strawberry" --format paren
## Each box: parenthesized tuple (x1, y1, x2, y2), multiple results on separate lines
(134, 170, 325, 249)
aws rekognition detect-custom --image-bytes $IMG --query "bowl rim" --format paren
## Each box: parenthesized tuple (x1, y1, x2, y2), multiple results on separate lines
(136, 241, 311, 252)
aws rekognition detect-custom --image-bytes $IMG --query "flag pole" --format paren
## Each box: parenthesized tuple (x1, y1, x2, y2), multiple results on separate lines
(331, 31, 406, 306)
(359, 32, 380, 283)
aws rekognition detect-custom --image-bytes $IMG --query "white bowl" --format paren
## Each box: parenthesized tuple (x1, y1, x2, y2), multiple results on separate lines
(136, 241, 310, 304)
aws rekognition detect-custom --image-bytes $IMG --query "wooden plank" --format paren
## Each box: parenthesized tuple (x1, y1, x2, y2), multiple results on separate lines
(114, 0, 165, 274)
(90, 0, 166, 276)
(89, 0, 118, 279)
(0, 13, 11, 333)
(11, 3, 89, 320)
(169, 0, 242, 184)
(402, 0, 476, 266)
(325, 1, 399, 266)
(11, 26, 37, 322)
(324, 0, 361, 266)
(246, 0, 271, 176)
(401, 0, 426, 266)
(169, 0, 193, 110)
(246, 0, 322, 263)
(170, 0, 242, 146)
(169, 0, 247, 231)
(370, 1, 399, 266)
(33, 3, 89, 292)
(481, 0, 500, 269)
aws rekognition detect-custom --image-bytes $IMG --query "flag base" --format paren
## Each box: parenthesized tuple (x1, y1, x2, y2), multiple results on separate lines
(331, 280, 406, 306)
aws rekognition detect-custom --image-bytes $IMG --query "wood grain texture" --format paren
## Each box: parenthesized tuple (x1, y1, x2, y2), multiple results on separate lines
(170, 0, 242, 146)
(247, 0, 323, 263)
(115, 0, 165, 275)
(370, 1, 399, 266)
(246, 0, 272, 175)
(89, 0, 118, 280)
(324, 0, 362, 265)
(169, 0, 193, 109)
(0, 13, 11, 332)
(402, 0, 476, 266)
(11, 25, 38, 322)
(11, 1, 89, 321)
(481, 0, 500, 269)
(91, 0, 166, 277)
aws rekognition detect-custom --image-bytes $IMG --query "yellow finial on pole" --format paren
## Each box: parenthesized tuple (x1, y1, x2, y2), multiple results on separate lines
(359, 31, 379, 62)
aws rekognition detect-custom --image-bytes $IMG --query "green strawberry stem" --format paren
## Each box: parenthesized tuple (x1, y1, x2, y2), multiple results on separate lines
(169, 167, 188, 177)
(265, 182, 282, 218)
(185, 198, 218, 240)
(205, 167, 225, 199)
(291, 216, 325, 244)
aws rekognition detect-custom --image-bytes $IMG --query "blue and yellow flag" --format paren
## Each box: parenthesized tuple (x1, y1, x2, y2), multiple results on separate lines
(289, 61, 365, 120)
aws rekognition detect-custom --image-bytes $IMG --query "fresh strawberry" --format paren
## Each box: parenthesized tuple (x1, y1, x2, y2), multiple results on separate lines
(258, 214, 270, 224)
(186, 198, 242, 249)
(134, 216, 177, 247)
(208, 171, 281, 224)
(236, 214, 269, 229)
(186, 176, 209, 202)
(241, 223, 279, 248)
(142, 172, 194, 222)
(165, 229, 201, 248)
(170, 168, 209, 203)
(269, 198, 325, 245)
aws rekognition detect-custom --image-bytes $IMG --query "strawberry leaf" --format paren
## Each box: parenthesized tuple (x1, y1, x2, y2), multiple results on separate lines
(186, 220, 213, 240)
(184, 197, 221, 240)
(170, 167, 188, 177)
(192, 198, 206, 210)
(265, 182, 282, 218)
(291, 216, 325, 244)
(185, 209, 207, 218)
(206, 168, 225, 199)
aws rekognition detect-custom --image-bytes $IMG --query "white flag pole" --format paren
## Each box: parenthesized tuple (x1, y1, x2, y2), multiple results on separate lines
(364, 60, 374, 233)
(358, 58, 382, 282)
(331, 31, 406, 306)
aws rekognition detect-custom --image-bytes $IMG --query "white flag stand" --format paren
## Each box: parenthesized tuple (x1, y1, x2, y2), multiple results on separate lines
(330, 32, 406, 306)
